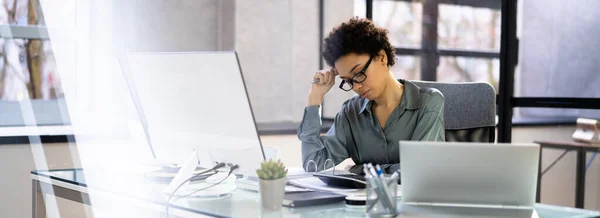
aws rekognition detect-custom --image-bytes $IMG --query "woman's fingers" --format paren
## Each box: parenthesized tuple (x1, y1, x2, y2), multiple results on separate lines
(312, 71, 325, 85)
(312, 69, 336, 86)
(327, 69, 336, 85)
(322, 70, 331, 85)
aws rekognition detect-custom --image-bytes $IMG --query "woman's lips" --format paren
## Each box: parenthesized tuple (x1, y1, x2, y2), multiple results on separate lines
(361, 90, 370, 98)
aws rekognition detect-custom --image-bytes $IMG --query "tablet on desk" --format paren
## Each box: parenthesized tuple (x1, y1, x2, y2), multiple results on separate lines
(283, 191, 346, 208)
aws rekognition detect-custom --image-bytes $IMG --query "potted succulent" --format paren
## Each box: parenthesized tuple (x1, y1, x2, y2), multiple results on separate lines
(256, 159, 288, 210)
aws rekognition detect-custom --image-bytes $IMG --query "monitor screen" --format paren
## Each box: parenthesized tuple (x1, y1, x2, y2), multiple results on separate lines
(125, 51, 265, 175)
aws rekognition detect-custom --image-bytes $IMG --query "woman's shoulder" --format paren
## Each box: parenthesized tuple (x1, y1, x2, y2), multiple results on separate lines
(417, 87, 444, 112)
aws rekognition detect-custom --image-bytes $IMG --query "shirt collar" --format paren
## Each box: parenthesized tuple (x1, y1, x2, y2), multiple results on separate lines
(401, 79, 422, 110)
(359, 98, 372, 114)
(358, 79, 422, 114)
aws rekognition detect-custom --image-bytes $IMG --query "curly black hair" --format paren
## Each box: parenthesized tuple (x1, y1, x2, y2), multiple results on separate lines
(322, 17, 396, 67)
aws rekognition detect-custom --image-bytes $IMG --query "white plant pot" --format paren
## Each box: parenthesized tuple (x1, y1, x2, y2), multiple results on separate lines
(258, 177, 287, 210)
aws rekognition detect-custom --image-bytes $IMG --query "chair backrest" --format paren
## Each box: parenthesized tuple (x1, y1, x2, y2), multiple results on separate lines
(410, 80, 496, 142)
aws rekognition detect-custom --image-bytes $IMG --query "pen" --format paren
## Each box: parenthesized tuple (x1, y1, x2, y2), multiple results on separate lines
(363, 164, 372, 178)
(368, 164, 378, 178)
(375, 165, 383, 176)
(388, 169, 400, 186)
(365, 164, 379, 212)
(367, 164, 394, 213)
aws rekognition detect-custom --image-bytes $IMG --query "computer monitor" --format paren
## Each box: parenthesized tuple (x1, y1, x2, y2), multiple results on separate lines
(122, 51, 265, 176)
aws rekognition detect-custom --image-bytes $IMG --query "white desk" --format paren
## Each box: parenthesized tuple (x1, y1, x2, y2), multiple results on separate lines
(31, 169, 600, 218)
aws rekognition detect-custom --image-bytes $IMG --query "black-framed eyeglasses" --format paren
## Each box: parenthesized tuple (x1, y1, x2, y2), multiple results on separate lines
(339, 56, 373, 91)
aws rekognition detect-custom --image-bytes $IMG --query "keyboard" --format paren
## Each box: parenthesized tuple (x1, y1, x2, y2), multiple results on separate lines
(313, 172, 367, 189)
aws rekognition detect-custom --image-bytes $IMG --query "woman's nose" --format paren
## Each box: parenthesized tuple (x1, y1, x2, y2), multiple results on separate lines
(352, 83, 363, 91)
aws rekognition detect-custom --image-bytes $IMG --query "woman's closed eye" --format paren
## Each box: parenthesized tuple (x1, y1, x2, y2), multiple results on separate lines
(349, 71, 361, 80)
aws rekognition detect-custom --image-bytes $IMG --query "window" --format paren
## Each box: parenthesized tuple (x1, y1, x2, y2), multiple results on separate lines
(513, 0, 600, 121)
(438, 4, 501, 52)
(0, 0, 69, 127)
(371, 0, 422, 48)
(437, 57, 499, 90)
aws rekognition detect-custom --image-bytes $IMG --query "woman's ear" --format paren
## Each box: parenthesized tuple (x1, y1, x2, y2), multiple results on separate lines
(379, 50, 387, 66)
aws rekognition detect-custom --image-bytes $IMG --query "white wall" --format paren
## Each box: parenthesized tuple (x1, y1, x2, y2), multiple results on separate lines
(235, 0, 353, 123)
(235, 0, 298, 123)
(322, 0, 360, 119)
(115, 0, 223, 52)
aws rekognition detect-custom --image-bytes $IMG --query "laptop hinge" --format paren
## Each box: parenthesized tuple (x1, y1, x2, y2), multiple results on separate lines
(501, 205, 534, 210)
(405, 202, 532, 210)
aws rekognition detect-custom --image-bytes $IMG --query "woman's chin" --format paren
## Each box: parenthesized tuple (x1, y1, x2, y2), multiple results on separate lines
(362, 90, 376, 100)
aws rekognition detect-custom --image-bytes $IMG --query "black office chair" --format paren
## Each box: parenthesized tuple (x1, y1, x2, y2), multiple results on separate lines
(411, 81, 496, 142)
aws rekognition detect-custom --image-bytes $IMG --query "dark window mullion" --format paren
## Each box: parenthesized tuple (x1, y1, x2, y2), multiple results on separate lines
(391, 0, 501, 10)
(396, 47, 500, 59)
(421, 0, 440, 81)
(512, 98, 600, 110)
(366, 0, 373, 20)
(498, 0, 518, 143)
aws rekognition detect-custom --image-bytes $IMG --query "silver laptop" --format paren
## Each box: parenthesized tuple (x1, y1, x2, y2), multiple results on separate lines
(399, 141, 540, 217)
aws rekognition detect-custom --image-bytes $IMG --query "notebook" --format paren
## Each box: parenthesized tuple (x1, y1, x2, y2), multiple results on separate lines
(288, 177, 363, 194)
(282, 191, 346, 207)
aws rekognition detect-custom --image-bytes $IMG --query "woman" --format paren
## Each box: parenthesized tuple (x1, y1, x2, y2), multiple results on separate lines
(298, 17, 445, 174)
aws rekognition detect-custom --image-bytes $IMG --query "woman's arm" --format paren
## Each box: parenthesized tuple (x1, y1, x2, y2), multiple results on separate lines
(297, 105, 350, 172)
(298, 68, 350, 172)
(411, 91, 445, 141)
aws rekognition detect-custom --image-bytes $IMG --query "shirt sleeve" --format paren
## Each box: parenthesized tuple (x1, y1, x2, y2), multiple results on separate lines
(297, 105, 350, 172)
(411, 92, 446, 141)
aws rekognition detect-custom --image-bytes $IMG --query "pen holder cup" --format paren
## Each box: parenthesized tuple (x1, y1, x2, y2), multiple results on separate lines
(366, 175, 397, 217)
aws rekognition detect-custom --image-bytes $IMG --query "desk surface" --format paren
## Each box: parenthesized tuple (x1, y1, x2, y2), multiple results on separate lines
(31, 169, 600, 218)
(535, 140, 600, 152)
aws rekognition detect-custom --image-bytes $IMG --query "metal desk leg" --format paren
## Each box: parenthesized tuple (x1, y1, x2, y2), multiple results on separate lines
(575, 149, 586, 208)
(536, 147, 543, 203)
(32, 180, 46, 218)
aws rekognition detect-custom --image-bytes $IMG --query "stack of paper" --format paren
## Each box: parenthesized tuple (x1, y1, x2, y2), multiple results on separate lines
(286, 167, 315, 180)
(288, 177, 403, 197)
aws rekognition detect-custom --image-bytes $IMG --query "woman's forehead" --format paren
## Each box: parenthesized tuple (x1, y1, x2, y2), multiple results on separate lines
(335, 54, 369, 77)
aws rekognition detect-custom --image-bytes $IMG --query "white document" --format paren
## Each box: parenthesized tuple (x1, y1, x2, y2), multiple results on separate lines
(286, 167, 314, 180)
